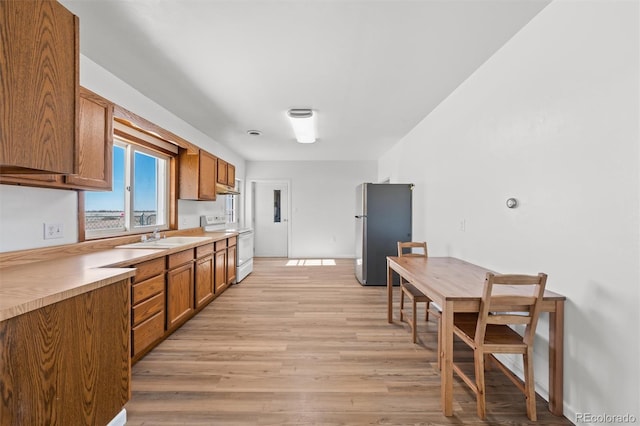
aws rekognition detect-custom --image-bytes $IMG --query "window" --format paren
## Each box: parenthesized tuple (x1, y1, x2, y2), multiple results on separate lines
(273, 189, 281, 223)
(84, 137, 170, 238)
(226, 193, 237, 224)
(225, 179, 240, 224)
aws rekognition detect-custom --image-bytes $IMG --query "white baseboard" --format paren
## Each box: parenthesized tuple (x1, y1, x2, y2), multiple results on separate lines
(106, 409, 127, 426)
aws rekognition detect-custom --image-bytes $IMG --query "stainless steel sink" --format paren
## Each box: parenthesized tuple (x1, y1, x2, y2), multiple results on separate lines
(116, 236, 212, 249)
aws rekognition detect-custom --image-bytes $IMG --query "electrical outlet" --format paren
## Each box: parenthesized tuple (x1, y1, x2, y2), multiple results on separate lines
(459, 219, 466, 232)
(44, 223, 64, 240)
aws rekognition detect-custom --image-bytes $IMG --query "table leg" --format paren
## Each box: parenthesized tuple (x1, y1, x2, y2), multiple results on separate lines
(441, 300, 454, 416)
(387, 259, 393, 323)
(548, 301, 564, 415)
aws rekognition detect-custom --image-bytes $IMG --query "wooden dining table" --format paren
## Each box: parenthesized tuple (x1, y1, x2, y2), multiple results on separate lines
(386, 256, 566, 417)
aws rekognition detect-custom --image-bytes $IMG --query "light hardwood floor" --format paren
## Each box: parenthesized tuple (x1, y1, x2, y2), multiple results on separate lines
(125, 258, 573, 425)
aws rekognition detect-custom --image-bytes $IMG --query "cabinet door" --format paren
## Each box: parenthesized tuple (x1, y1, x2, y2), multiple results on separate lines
(178, 151, 200, 200)
(195, 255, 214, 308)
(217, 158, 227, 184)
(214, 249, 227, 293)
(1, 87, 113, 190)
(166, 262, 194, 329)
(227, 244, 237, 284)
(227, 163, 236, 186)
(64, 88, 113, 190)
(198, 151, 217, 200)
(179, 150, 216, 201)
(0, 1, 78, 174)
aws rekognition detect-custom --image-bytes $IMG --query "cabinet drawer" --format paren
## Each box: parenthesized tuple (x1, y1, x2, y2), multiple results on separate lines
(214, 239, 227, 251)
(132, 292, 164, 326)
(132, 311, 164, 357)
(132, 274, 164, 305)
(133, 257, 165, 283)
(168, 248, 194, 269)
(227, 236, 237, 247)
(196, 243, 214, 258)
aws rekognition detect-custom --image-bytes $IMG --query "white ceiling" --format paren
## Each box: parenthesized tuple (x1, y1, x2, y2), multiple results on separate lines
(60, 0, 550, 161)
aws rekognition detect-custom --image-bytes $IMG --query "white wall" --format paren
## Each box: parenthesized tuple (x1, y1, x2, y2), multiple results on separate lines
(246, 161, 377, 258)
(80, 57, 245, 171)
(0, 186, 78, 252)
(379, 0, 639, 422)
(0, 56, 243, 252)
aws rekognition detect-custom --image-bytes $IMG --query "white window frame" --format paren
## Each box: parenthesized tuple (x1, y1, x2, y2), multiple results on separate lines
(226, 179, 241, 225)
(85, 136, 170, 239)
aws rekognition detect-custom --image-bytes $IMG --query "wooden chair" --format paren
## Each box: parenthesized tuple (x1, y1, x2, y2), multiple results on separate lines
(397, 241, 432, 343)
(451, 272, 548, 420)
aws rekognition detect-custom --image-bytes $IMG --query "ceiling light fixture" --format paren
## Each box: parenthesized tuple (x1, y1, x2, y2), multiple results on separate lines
(287, 109, 316, 143)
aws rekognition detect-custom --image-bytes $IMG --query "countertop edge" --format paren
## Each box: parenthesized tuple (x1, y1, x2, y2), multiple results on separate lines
(0, 268, 136, 322)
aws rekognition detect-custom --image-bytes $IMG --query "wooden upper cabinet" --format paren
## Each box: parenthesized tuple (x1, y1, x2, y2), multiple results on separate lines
(199, 151, 217, 200)
(179, 149, 217, 200)
(227, 163, 236, 186)
(1, 87, 114, 191)
(217, 158, 228, 184)
(217, 158, 236, 187)
(64, 88, 114, 190)
(0, 1, 79, 174)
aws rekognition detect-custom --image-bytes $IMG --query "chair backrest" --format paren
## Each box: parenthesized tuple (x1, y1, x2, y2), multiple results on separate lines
(475, 272, 547, 346)
(397, 241, 428, 257)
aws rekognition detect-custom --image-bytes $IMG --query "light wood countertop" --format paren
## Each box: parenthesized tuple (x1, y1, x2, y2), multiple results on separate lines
(0, 231, 238, 322)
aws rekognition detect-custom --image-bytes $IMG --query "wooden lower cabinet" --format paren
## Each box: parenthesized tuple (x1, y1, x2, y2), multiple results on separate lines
(195, 244, 215, 309)
(227, 236, 237, 285)
(166, 250, 195, 330)
(0, 280, 130, 425)
(128, 239, 237, 364)
(132, 291, 164, 325)
(132, 311, 164, 357)
(130, 258, 165, 362)
(215, 245, 227, 294)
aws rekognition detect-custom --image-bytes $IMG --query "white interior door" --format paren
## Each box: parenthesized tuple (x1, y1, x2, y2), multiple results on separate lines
(253, 181, 288, 257)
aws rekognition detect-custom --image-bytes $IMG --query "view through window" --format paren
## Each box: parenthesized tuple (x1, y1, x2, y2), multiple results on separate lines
(85, 137, 170, 238)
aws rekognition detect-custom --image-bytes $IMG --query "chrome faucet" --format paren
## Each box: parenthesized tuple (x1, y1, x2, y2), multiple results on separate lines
(140, 228, 162, 242)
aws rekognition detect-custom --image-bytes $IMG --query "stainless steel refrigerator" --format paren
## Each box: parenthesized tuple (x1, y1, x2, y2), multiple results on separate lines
(355, 183, 412, 286)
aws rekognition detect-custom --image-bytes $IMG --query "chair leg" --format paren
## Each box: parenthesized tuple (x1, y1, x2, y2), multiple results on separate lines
(437, 317, 442, 371)
(484, 354, 492, 371)
(523, 349, 537, 421)
(411, 297, 417, 343)
(399, 285, 405, 322)
(425, 301, 429, 321)
(474, 350, 487, 419)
